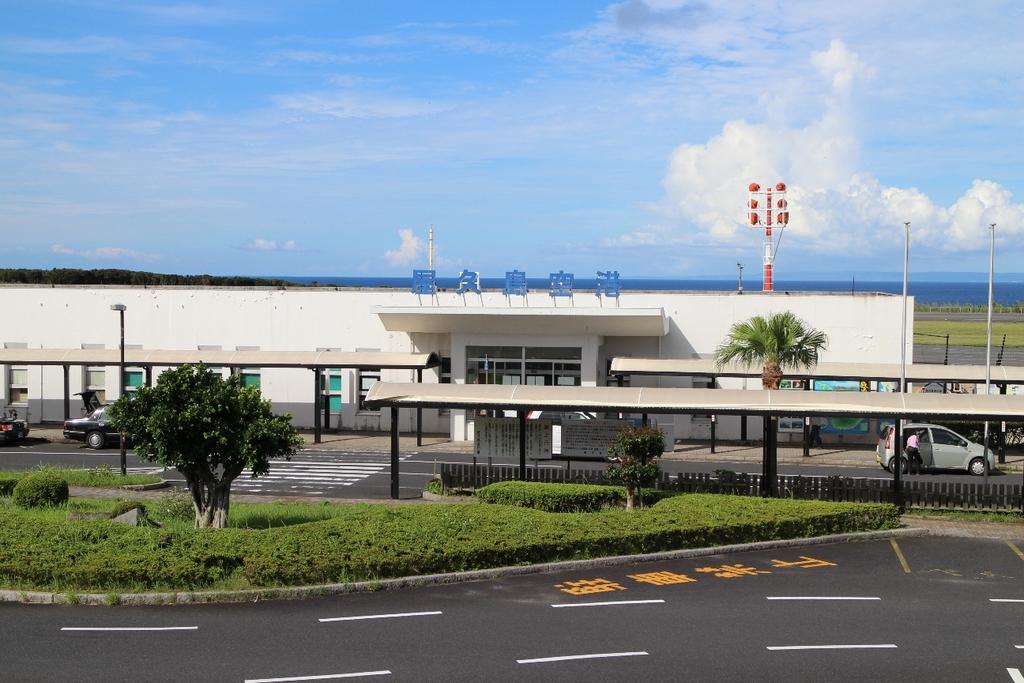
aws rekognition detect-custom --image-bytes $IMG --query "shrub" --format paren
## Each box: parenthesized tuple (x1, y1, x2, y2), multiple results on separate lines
(12, 470, 69, 508)
(0, 478, 17, 497)
(152, 489, 194, 524)
(607, 425, 665, 509)
(477, 481, 624, 512)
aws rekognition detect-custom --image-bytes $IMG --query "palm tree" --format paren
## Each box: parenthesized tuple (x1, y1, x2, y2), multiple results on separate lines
(714, 312, 828, 389)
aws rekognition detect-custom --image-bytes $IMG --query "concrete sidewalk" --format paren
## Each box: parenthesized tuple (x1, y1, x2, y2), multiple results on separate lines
(26, 424, 1024, 470)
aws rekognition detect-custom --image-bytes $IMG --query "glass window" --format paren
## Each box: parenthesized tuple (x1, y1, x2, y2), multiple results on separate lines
(86, 368, 105, 387)
(241, 370, 261, 389)
(321, 368, 343, 412)
(932, 429, 965, 447)
(358, 369, 380, 411)
(466, 347, 581, 387)
(125, 370, 144, 390)
(9, 369, 28, 386)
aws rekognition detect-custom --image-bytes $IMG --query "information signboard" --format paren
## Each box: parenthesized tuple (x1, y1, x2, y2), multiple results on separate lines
(475, 417, 552, 460)
(562, 419, 629, 458)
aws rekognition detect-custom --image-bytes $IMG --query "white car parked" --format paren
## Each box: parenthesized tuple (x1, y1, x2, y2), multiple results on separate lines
(876, 423, 995, 475)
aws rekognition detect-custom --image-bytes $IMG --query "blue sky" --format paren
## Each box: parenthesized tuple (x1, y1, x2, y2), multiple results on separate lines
(2, 1, 1023, 279)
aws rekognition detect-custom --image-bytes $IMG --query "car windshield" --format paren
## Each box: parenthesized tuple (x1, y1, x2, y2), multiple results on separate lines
(89, 408, 105, 420)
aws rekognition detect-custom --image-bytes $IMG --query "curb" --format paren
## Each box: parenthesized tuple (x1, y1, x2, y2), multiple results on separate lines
(0, 527, 927, 607)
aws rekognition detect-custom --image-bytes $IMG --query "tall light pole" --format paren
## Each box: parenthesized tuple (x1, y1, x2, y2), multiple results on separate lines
(983, 223, 995, 487)
(737, 262, 744, 293)
(900, 222, 910, 394)
(110, 303, 127, 477)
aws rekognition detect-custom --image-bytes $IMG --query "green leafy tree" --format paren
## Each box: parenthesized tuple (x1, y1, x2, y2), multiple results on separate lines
(108, 364, 303, 528)
(713, 311, 828, 389)
(606, 425, 665, 510)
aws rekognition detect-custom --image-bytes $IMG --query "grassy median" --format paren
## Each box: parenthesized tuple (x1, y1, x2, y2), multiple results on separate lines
(0, 494, 898, 593)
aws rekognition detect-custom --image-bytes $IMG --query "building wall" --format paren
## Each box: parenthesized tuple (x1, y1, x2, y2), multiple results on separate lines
(0, 285, 911, 441)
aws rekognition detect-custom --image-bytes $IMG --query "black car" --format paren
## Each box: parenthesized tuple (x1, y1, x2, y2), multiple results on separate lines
(1, 406, 30, 444)
(63, 391, 120, 449)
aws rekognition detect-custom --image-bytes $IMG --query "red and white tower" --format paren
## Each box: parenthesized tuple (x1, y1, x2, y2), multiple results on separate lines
(747, 182, 789, 292)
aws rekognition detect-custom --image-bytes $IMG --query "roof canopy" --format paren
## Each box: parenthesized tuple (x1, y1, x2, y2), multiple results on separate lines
(365, 382, 1024, 421)
(374, 306, 668, 336)
(0, 348, 439, 370)
(609, 357, 1024, 385)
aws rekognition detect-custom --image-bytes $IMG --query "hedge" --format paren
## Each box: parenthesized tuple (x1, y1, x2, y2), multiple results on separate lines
(0, 478, 17, 497)
(477, 481, 625, 512)
(12, 471, 69, 509)
(0, 495, 900, 592)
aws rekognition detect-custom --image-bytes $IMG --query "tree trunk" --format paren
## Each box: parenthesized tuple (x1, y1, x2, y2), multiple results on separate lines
(762, 360, 783, 390)
(625, 483, 636, 510)
(189, 480, 232, 529)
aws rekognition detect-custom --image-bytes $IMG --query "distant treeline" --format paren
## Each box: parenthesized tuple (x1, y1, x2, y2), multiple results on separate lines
(0, 269, 297, 287)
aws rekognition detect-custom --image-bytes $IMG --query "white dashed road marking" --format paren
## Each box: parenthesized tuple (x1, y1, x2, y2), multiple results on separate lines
(766, 644, 897, 651)
(319, 611, 442, 623)
(61, 626, 198, 632)
(551, 599, 665, 608)
(244, 671, 391, 683)
(1007, 667, 1024, 683)
(766, 596, 881, 601)
(517, 652, 648, 664)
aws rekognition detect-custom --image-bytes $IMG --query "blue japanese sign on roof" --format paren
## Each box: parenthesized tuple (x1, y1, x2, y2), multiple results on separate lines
(504, 270, 528, 297)
(595, 270, 621, 298)
(549, 270, 574, 298)
(456, 269, 481, 295)
(411, 269, 437, 295)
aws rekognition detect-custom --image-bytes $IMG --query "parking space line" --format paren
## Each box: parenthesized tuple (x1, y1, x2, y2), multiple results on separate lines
(319, 611, 442, 623)
(1008, 542, 1024, 562)
(244, 671, 391, 682)
(550, 599, 665, 608)
(889, 539, 911, 574)
(766, 644, 897, 651)
(1008, 667, 1024, 683)
(990, 599, 1024, 603)
(516, 651, 648, 664)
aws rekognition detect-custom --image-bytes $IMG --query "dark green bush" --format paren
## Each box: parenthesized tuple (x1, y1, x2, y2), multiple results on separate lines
(0, 478, 17, 497)
(477, 481, 625, 512)
(0, 495, 900, 591)
(12, 471, 69, 509)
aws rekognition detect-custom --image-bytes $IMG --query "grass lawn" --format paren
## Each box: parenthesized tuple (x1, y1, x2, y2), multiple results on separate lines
(0, 493, 898, 593)
(915, 320, 1024, 347)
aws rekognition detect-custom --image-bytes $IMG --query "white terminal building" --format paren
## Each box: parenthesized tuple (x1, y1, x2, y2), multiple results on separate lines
(0, 284, 910, 443)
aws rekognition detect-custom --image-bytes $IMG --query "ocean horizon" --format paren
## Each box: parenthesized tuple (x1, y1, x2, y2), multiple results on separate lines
(276, 275, 1024, 307)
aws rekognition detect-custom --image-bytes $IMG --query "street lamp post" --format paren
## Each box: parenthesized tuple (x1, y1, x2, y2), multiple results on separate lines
(983, 224, 995, 487)
(895, 221, 910, 501)
(110, 303, 127, 477)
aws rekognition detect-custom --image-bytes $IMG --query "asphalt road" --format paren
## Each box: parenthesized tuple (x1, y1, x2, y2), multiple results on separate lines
(1, 442, 1014, 500)
(2, 536, 1022, 682)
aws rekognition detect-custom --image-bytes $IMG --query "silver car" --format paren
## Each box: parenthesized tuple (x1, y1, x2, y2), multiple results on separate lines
(876, 423, 995, 476)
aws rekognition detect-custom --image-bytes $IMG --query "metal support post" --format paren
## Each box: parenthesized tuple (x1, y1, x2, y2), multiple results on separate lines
(710, 414, 716, 454)
(390, 406, 400, 499)
(893, 420, 903, 506)
(62, 364, 70, 421)
(144, 365, 152, 387)
(518, 410, 527, 480)
(313, 368, 322, 444)
(416, 368, 423, 447)
(803, 417, 810, 458)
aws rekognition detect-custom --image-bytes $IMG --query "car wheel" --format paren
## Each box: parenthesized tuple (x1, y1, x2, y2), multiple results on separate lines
(85, 430, 106, 449)
(968, 457, 987, 476)
(887, 456, 908, 474)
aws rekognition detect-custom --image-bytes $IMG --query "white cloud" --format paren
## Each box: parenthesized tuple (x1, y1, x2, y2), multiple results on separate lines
(274, 91, 448, 120)
(244, 238, 297, 252)
(384, 228, 423, 266)
(50, 243, 159, 261)
(662, 39, 1024, 255)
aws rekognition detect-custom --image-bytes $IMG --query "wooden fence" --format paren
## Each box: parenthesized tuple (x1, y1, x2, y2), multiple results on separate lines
(439, 463, 1024, 511)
